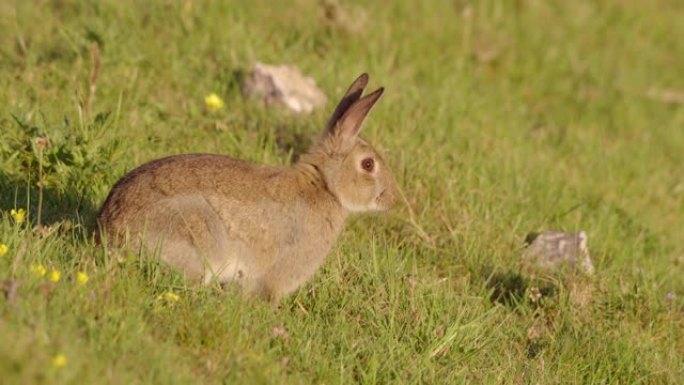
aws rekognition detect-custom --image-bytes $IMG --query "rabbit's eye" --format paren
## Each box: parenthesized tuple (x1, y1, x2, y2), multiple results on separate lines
(361, 158, 375, 172)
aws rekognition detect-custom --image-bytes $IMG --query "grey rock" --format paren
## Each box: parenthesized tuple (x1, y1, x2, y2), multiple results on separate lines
(242, 63, 327, 114)
(523, 230, 595, 275)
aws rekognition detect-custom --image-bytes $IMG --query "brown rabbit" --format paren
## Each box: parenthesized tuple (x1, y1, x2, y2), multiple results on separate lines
(96, 73, 397, 303)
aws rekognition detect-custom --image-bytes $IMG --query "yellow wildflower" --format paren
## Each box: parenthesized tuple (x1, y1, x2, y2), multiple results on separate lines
(10, 208, 26, 224)
(76, 271, 89, 285)
(49, 269, 61, 283)
(30, 263, 47, 277)
(165, 291, 180, 302)
(204, 93, 224, 111)
(52, 353, 67, 368)
(0, 243, 8, 256)
(157, 291, 180, 303)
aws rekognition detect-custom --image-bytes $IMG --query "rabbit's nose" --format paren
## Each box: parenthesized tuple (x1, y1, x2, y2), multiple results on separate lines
(377, 187, 397, 210)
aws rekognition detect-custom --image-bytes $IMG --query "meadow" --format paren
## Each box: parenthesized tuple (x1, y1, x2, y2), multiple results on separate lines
(1, 0, 683, 383)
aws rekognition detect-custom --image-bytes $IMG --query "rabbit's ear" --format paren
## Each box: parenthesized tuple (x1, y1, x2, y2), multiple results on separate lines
(336, 87, 384, 140)
(325, 73, 369, 133)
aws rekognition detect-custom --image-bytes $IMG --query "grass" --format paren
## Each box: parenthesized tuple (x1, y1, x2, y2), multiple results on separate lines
(1, 0, 683, 383)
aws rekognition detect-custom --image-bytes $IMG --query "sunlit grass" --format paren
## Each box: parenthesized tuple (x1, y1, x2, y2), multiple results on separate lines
(1, 0, 683, 384)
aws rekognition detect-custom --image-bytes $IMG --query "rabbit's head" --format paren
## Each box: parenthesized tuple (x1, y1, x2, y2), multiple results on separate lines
(303, 74, 397, 212)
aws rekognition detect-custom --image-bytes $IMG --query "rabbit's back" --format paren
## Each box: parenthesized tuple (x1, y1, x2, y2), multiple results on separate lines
(96, 154, 299, 284)
(97, 154, 283, 242)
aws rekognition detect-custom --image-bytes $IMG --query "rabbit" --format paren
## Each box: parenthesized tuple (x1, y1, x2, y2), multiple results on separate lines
(96, 73, 397, 303)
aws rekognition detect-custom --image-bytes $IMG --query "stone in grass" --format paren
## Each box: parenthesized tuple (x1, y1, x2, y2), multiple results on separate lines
(242, 63, 327, 114)
(522, 230, 595, 275)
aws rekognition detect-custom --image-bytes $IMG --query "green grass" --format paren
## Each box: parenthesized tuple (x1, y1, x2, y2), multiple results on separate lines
(1, 0, 683, 383)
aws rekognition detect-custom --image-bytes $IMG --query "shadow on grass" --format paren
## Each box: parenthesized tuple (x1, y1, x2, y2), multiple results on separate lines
(0, 171, 99, 235)
(274, 124, 313, 163)
(486, 269, 558, 307)
(487, 270, 529, 307)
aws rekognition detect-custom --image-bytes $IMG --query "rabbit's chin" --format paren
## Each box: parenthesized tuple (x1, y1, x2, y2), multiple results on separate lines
(339, 198, 372, 213)
(338, 197, 388, 213)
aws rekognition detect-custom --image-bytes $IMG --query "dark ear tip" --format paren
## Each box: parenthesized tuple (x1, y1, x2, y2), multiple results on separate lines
(354, 73, 370, 88)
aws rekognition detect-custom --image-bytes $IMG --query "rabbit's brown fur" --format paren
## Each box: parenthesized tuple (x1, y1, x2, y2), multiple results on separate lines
(96, 74, 397, 303)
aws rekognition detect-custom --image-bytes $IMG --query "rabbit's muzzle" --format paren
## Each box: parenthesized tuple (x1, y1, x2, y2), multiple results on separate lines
(375, 187, 397, 211)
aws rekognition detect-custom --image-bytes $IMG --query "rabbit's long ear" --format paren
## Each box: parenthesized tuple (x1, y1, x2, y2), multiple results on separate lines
(336, 87, 384, 140)
(325, 73, 369, 134)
